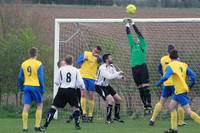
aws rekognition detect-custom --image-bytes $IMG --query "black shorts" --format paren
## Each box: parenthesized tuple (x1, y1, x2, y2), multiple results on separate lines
(95, 85, 117, 100)
(53, 88, 80, 108)
(132, 63, 150, 86)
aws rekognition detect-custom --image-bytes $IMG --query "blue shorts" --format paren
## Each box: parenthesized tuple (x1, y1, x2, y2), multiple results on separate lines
(161, 86, 175, 98)
(23, 86, 43, 104)
(83, 78, 95, 91)
(172, 93, 190, 107)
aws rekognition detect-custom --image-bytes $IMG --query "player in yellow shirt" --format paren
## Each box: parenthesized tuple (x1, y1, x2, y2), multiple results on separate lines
(156, 50, 200, 133)
(18, 47, 45, 132)
(76, 46, 102, 122)
(150, 45, 186, 126)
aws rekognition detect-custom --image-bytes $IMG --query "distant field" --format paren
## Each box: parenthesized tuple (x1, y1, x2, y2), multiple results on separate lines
(0, 118, 199, 133)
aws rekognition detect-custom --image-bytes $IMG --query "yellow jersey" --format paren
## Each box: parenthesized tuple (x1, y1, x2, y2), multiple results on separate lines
(80, 51, 99, 80)
(160, 55, 173, 86)
(168, 61, 189, 94)
(21, 58, 42, 86)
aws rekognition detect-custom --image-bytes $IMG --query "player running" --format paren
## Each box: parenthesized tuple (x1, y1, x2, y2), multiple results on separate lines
(156, 50, 200, 133)
(124, 18, 152, 115)
(42, 55, 85, 130)
(18, 47, 45, 132)
(95, 54, 124, 123)
(76, 46, 102, 122)
(149, 45, 187, 126)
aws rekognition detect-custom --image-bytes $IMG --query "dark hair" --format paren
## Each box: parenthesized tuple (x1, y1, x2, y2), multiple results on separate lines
(96, 46, 102, 52)
(29, 47, 37, 57)
(169, 49, 178, 60)
(65, 55, 73, 65)
(57, 61, 61, 68)
(168, 44, 175, 53)
(102, 54, 111, 63)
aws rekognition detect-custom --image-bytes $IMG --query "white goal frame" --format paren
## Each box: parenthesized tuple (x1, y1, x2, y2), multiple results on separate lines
(53, 18, 200, 119)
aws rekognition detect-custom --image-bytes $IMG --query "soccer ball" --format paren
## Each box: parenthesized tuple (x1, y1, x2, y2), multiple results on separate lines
(126, 4, 137, 14)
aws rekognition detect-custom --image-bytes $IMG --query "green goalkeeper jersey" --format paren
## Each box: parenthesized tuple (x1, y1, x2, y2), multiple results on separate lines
(127, 34, 148, 68)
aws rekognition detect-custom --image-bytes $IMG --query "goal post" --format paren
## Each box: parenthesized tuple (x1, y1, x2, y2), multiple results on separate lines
(54, 18, 200, 119)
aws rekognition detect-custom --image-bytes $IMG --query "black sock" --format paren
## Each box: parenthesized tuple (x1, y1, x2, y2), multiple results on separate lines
(44, 108, 56, 128)
(73, 110, 80, 126)
(107, 104, 113, 121)
(114, 104, 120, 119)
(144, 88, 152, 108)
(139, 88, 147, 108)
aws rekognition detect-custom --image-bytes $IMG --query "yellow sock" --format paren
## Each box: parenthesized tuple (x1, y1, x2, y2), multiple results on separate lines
(171, 111, 177, 130)
(81, 97, 87, 115)
(22, 112, 28, 129)
(190, 111, 200, 124)
(150, 102, 162, 121)
(35, 109, 42, 128)
(178, 106, 185, 125)
(88, 99, 94, 117)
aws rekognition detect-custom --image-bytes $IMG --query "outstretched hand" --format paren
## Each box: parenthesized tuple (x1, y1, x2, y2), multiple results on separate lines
(123, 18, 134, 25)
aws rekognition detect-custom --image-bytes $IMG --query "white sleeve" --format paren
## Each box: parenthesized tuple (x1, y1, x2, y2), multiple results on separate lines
(76, 70, 85, 89)
(55, 69, 61, 86)
(101, 67, 120, 80)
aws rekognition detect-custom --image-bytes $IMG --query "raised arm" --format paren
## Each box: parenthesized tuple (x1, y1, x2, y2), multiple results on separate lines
(125, 20, 136, 47)
(38, 64, 45, 94)
(18, 67, 24, 92)
(186, 66, 196, 89)
(76, 53, 85, 65)
(156, 66, 173, 87)
(132, 24, 148, 50)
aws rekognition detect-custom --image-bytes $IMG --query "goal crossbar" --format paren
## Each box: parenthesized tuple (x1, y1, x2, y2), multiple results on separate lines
(55, 18, 200, 23)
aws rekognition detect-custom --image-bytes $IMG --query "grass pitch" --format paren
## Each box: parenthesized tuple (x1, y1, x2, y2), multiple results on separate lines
(0, 118, 199, 133)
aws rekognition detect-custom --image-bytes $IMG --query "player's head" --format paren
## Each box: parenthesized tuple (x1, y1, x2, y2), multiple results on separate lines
(29, 47, 38, 58)
(92, 46, 102, 56)
(103, 54, 112, 64)
(65, 55, 73, 65)
(169, 49, 179, 60)
(57, 59, 66, 68)
(168, 44, 175, 54)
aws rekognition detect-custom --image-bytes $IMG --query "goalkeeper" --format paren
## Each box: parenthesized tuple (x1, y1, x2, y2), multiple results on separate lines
(124, 19, 152, 115)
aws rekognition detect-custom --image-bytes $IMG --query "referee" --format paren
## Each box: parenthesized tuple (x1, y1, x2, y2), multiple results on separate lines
(124, 18, 152, 115)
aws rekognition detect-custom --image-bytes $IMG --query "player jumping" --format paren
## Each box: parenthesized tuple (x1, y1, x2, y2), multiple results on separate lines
(149, 45, 187, 126)
(18, 47, 45, 132)
(76, 46, 102, 122)
(156, 50, 200, 133)
(95, 54, 124, 123)
(124, 18, 152, 115)
(42, 55, 85, 130)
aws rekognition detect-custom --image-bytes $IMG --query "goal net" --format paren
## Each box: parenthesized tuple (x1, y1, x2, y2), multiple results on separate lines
(54, 18, 200, 119)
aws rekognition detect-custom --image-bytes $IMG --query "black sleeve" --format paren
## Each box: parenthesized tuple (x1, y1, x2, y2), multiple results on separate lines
(132, 25, 144, 38)
(126, 26, 131, 35)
